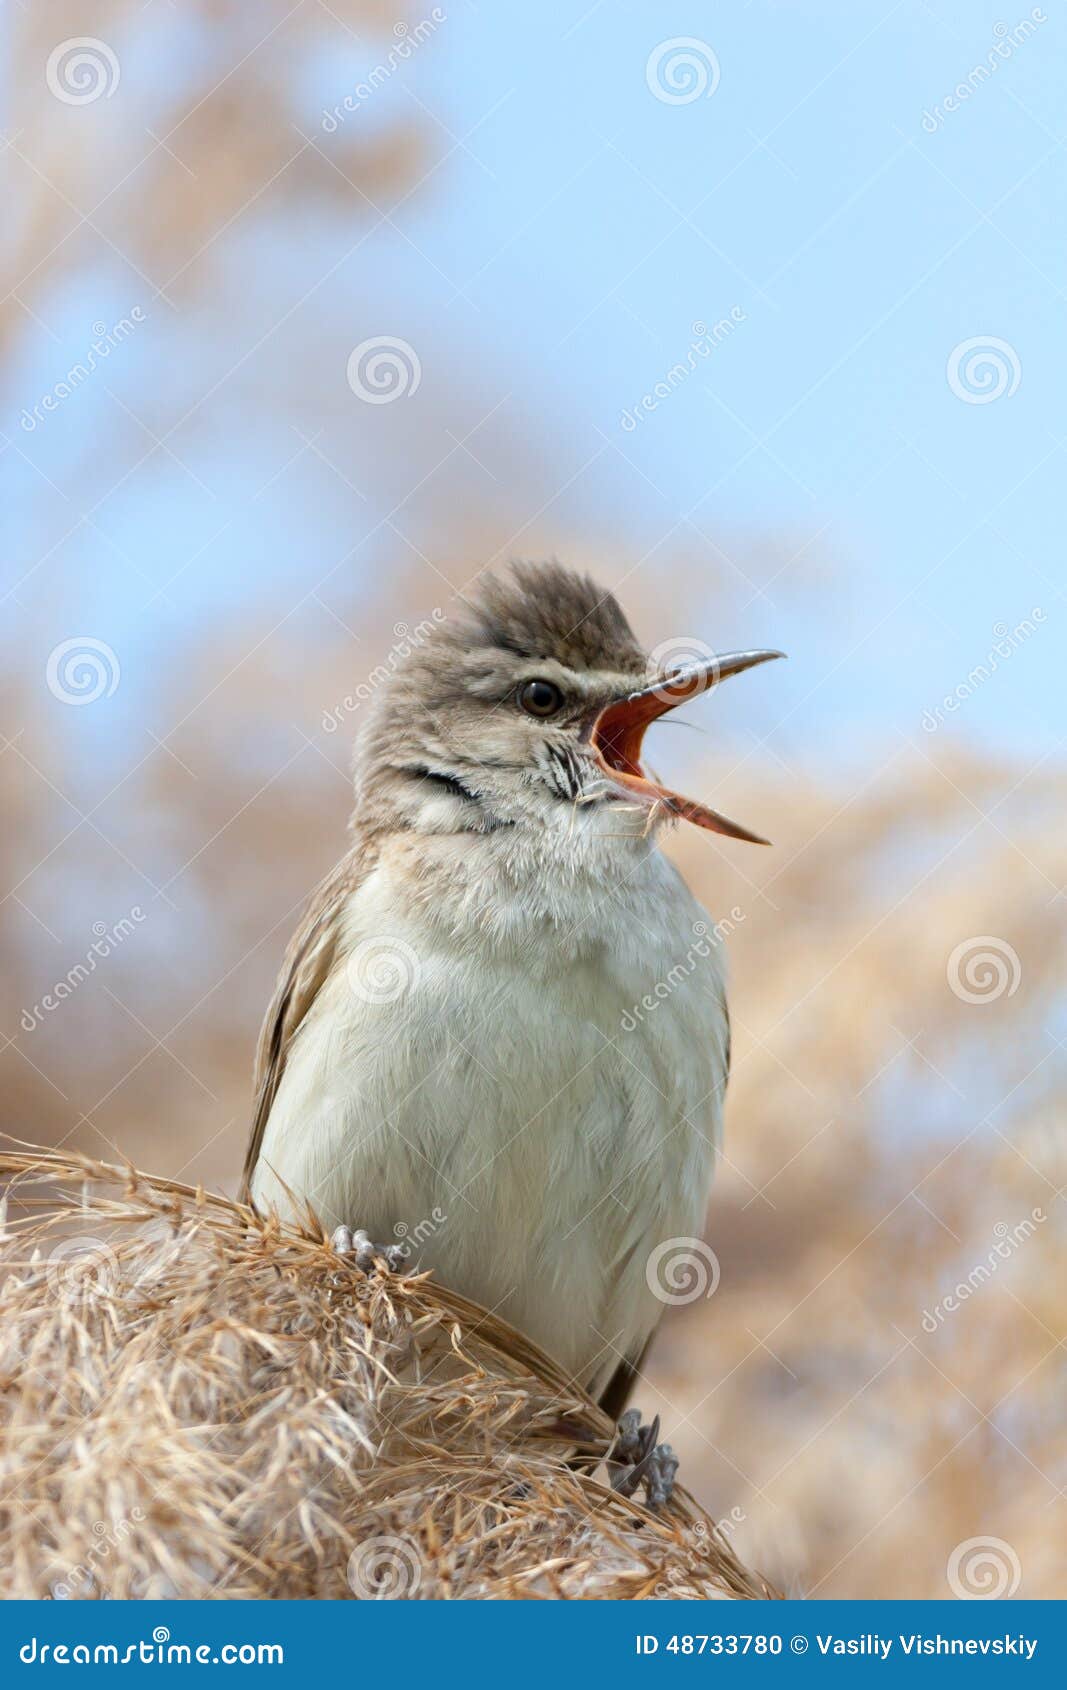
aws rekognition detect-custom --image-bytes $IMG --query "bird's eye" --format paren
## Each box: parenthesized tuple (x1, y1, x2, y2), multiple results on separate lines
(518, 678, 564, 717)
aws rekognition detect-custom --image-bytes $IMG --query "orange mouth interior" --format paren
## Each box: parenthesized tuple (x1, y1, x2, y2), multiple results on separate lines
(588, 667, 774, 845)
(592, 708, 651, 785)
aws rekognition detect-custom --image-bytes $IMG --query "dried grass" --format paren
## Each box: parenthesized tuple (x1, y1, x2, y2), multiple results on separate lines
(0, 1149, 777, 1601)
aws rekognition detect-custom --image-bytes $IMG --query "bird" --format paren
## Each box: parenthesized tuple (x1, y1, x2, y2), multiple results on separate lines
(242, 561, 781, 1506)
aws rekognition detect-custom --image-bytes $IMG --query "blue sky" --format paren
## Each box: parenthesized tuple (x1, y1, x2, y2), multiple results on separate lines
(7, 0, 1061, 769)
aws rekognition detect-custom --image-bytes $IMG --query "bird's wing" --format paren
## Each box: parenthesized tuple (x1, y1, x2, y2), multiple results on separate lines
(240, 851, 366, 1204)
(599, 968, 730, 1421)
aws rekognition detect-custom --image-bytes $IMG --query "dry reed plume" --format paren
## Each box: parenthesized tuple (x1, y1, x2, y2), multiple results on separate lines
(0, 1148, 777, 1601)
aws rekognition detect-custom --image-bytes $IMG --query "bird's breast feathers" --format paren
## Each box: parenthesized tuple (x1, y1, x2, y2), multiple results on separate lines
(250, 841, 728, 1386)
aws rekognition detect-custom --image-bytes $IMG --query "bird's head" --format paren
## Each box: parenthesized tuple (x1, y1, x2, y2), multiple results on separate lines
(355, 561, 782, 848)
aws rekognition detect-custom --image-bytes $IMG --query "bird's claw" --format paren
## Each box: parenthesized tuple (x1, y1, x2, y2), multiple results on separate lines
(643, 1441, 679, 1509)
(330, 1224, 406, 1273)
(609, 1407, 678, 1510)
(611, 1407, 654, 1472)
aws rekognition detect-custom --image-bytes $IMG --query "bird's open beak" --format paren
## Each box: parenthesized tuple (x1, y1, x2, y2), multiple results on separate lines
(587, 650, 785, 844)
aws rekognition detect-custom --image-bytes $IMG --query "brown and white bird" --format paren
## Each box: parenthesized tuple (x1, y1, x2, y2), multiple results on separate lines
(242, 562, 781, 1504)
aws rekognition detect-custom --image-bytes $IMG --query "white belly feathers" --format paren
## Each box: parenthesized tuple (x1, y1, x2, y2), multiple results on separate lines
(251, 841, 728, 1391)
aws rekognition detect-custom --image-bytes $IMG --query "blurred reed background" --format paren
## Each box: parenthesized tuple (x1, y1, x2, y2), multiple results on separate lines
(3, 0, 1064, 1598)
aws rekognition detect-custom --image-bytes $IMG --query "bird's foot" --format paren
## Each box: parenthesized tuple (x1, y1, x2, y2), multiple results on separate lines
(330, 1225, 406, 1272)
(609, 1408, 679, 1511)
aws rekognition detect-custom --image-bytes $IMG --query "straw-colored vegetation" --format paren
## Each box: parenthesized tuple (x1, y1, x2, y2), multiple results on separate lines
(0, 1149, 776, 1600)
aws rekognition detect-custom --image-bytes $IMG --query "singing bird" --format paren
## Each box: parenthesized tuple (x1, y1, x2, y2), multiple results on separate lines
(243, 563, 781, 1505)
